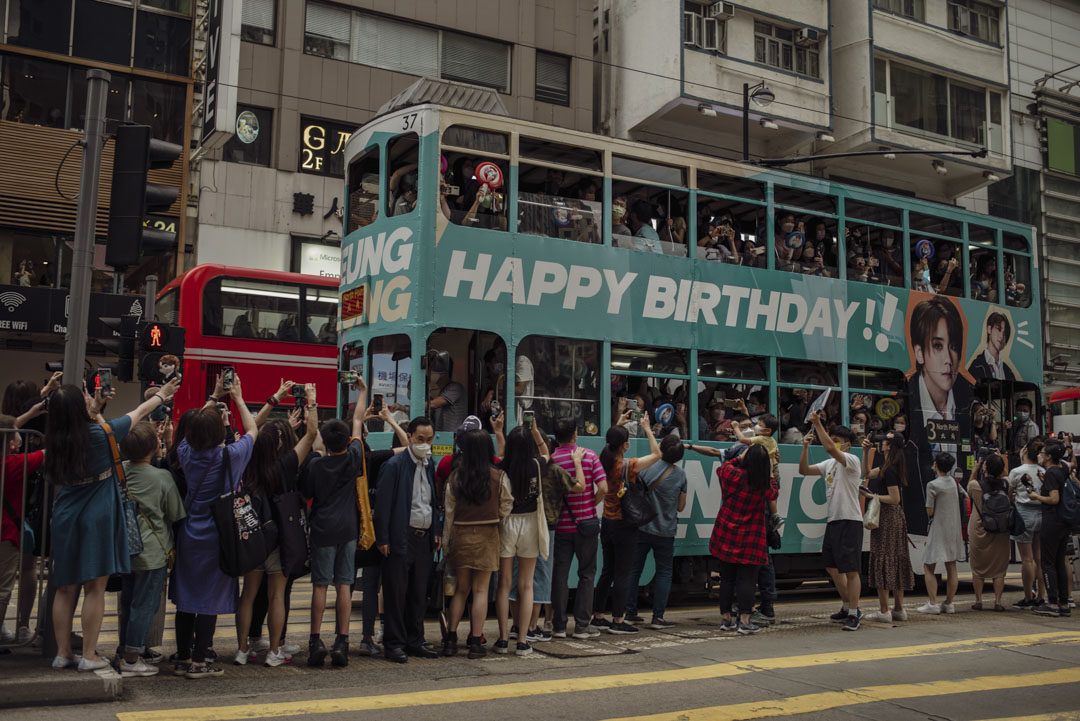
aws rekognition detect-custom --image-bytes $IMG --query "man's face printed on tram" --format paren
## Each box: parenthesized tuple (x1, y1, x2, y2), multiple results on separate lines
(916, 317, 958, 397)
(988, 321, 1007, 355)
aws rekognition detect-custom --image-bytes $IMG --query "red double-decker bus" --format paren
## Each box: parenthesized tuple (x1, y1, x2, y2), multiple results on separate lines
(156, 264, 338, 416)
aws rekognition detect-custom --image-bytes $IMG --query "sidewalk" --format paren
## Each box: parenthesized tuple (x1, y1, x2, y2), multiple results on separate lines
(0, 645, 122, 709)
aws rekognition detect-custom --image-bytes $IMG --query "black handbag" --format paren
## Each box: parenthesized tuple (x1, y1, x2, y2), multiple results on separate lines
(274, 489, 309, 578)
(210, 450, 272, 577)
(565, 499, 600, 538)
(619, 462, 665, 529)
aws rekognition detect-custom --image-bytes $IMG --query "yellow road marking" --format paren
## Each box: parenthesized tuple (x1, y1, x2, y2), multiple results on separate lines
(116, 632, 1080, 721)
(975, 714, 1080, 721)
(605, 667, 1080, 721)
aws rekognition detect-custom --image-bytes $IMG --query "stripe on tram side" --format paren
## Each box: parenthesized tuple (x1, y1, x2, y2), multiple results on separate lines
(115, 632, 1080, 721)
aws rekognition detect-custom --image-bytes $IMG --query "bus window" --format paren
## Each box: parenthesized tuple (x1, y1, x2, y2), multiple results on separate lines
(203, 276, 301, 340)
(910, 211, 961, 239)
(519, 137, 602, 172)
(517, 164, 601, 244)
(441, 152, 507, 231)
(848, 366, 906, 392)
(845, 224, 900, 286)
(155, 287, 179, 323)
(695, 196, 766, 265)
(969, 247, 998, 303)
(370, 335, 412, 425)
(697, 352, 768, 382)
(425, 328, 505, 432)
(696, 171, 765, 202)
(912, 238, 962, 296)
(698, 383, 763, 443)
(775, 211, 840, 278)
(347, 145, 379, 234)
(1003, 231, 1028, 253)
(610, 344, 688, 439)
(777, 359, 837, 439)
(442, 125, 509, 155)
(387, 133, 418, 218)
(516, 335, 600, 436)
(611, 181, 689, 257)
(777, 359, 837, 387)
(844, 199, 900, 228)
(968, 225, 996, 246)
(778, 387, 814, 444)
(304, 285, 338, 344)
(772, 186, 837, 216)
(1004, 252, 1031, 308)
(340, 341, 364, 420)
(611, 156, 686, 186)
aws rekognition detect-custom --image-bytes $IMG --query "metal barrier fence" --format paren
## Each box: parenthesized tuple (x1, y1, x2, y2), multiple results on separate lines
(0, 427, 47, 650)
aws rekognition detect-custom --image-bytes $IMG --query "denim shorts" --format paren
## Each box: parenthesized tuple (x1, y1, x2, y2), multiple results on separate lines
(1011, 504, 1043, 545)
(311, 541, 356, 586)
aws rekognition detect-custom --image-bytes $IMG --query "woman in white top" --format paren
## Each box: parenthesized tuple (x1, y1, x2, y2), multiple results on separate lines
(1007, 439, 1048, 608)
(918, 451, 966, 614)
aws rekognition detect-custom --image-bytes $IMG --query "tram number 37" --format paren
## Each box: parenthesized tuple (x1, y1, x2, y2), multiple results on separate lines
(402, 113, 417, 130)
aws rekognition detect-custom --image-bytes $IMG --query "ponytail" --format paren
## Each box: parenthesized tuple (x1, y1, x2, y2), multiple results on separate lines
(599, 425, 629, 478)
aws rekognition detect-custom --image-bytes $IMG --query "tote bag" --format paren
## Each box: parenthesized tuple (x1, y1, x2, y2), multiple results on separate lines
(210, 450, 272, 577)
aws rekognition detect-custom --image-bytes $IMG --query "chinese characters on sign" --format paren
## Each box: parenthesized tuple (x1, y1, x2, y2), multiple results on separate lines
(300, 118, 355, 177)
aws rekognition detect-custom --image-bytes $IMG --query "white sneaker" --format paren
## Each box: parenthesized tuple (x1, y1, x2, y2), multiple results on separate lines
(941, 603, 956, 614)
(232, 649, 249, 666)
(119, 659, 160, 677)
(0, 625, 12, 642)
(375, 626, 384, 644)
(264, 649, 291, 667)
(250, 636, 270, 653)
(917, 602, 941, 614)
(891, 609, 908, 622)
(15, 626, 32, 644)
(281, 642, 300, 656)
(862, 610, 891, 622)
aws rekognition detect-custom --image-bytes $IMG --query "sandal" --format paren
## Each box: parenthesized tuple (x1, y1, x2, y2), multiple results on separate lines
(971, 602, 983, 611)
(993, 603, 1006, 612)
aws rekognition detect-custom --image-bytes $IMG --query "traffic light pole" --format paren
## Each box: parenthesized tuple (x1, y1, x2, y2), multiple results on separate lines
(63, 69, 111, 382)
(143, 274, 157, 322)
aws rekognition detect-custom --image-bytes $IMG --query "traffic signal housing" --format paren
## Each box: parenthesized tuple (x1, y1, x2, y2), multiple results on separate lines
(136, 321, 185, 382)
(105, 124, 182, 268)
(99, 316, 138, 382)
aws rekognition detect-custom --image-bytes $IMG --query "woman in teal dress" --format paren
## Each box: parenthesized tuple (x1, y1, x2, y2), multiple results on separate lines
(45, 378, 179, 671)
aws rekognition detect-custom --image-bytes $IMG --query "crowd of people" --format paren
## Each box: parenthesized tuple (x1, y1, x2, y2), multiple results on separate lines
(0, 366, 1077, 680)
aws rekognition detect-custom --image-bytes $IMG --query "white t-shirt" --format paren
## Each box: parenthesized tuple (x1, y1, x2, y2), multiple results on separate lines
(1008, 463, 1044, 506)
(816, 451, 863, 522)
(515, 354, 535, 422)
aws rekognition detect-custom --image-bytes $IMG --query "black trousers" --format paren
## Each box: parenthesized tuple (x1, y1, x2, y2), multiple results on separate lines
(593, 520, 638, 619)
(361, 564, 383, 639)
(381, 531, 433, 651)
(175, 612, 217, 663)
(1040, 513, 1071, 606)
(717, 561, 759, 617)
(248, 575, 296, 643)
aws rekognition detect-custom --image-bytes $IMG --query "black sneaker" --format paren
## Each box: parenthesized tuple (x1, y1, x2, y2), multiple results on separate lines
(493, 639, 509, 655)
(508, 625, 519, 640)
(649, 617, 676, 630)
(737, 621, 761, 635)
(185, 663, 224, 679)
(441, 631, 458, 657)
(1034, 602, 1061, 617)
(330, 637, 349, 667)
(307, 637, 328, 667)
(1012, 598, 1034, 609)
(830, 608, 850, 622)
(625, 613, 646, 624)
(515, 642, 533, 657)
(607, 621, 639, 635)
(842, 614, 860, 631)
(525, 628, 551, 643)
(590, 617, 613, 632)
(1059, 605, 1072, 617)
(467, 636, 486, 659)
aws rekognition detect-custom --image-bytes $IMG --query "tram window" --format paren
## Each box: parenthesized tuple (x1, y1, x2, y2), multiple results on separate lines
(519, 137, 602, 172)
(909, 212, 961, 239)
(697, 351, 767, 382)
(304, 286, 338, 344)
(611, 181, 689, 257)
(1003, 232, 1029, 253)
(442, 152, 507, 230)
(968, 225, 996, 246)
(611, 344, 687, 374)
(517, 164, 601, 244)
(340, 341, 364, 421)
(695, 197, 766, 265)
(848, 366, 906, 392)
(696, 171, 765, 202)
(613, 376, 689, 440)
(442, 125, 508, 155)
(612, 155, 686, 186)
(772, 186, 837, 216)
(778, 387, 814, 444)
(203, 277, 301, 341)
(425, 328, 505, 432)
(386, 133, 419, 218)
(774, 212, 839, 278)
(845, 199, 900, 227)
(697, 382, 763, 442)
(1004, 252, 1032, 308)
(516, 335, 601, 437)
(969, 247, 999, 303)
(848, 392, 907, 442)
(912, 238, 962, 296)
(347, 145, 380, 234)
(777, 359, 837, 387)
(370, 335, 412, 425)
(845, 225, 901, 286)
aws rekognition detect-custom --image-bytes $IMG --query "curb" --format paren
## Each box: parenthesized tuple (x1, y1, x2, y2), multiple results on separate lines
(0, 666, 123, 709)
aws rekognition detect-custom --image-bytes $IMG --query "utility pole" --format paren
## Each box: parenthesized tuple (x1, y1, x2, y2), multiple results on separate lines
(62, 69, 111, 381)
(143, 274, 157, 322)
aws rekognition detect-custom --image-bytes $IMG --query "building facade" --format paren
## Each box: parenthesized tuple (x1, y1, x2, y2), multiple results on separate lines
(193, 0, 595, 277)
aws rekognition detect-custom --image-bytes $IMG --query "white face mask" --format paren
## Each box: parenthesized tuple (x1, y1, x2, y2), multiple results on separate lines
(851, 423, 865, 435)
(743, 427, 756, 438)
(781, 222, 795, 234)
(894, 424, 906, 433)
(411, 442, 431, 459)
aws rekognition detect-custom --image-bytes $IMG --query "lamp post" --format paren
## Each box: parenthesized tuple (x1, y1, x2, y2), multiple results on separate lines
(742, 81, 775, 162)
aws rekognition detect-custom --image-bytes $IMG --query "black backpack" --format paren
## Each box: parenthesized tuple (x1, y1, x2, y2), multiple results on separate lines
(977, 479, 1014, 534)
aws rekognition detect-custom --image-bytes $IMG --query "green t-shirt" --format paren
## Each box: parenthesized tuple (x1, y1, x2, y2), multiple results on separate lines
(123, 462, 186, 572)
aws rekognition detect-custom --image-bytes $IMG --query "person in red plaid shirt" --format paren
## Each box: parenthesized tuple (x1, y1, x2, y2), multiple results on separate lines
(708, 444, 777, 635)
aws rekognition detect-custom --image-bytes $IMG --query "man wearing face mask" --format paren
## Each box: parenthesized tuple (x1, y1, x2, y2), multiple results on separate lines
(775, 214, 798, 271)
(375, 417, 443, 663)
(1006, 399, 1039, 456)
(428, 358, 467, 433)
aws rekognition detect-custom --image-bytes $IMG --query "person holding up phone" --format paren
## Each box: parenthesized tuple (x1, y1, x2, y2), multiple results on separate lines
(859, 434, 914, 623)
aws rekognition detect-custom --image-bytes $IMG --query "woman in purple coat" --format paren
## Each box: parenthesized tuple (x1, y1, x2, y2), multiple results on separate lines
(171, 375, 257, 678)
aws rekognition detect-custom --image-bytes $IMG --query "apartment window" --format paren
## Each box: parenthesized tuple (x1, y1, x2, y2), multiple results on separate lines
(73, 0, 134, 66)
(242, 0, 276, 45)
(304, 2, 511, 93)
(132, 78, 187, 145)
(223, 106, 273, 166)
(873, 0, 925, 21)
(880, 57, 1003, 152)
(6, 0, 72, 54)
(135, 8, 193, 75)
(948, 0, 1000, 44)
(683, 3, 725, 53)
(536, 51, 570, 105)
(753, 21, 819, 79)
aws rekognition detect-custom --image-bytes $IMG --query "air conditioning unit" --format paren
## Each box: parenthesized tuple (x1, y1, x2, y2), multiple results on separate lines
(796, 27, 822, 45)
(708, 2, 735, 19)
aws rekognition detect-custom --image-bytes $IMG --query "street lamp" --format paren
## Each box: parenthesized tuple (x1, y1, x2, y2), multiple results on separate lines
(742, 81, 775, 162)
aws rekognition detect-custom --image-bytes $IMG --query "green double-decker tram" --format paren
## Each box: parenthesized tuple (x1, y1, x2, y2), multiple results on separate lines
(336, 98, 1040, 590)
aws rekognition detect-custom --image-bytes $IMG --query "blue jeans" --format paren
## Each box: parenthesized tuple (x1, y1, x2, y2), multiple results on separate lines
(757, 554, 777, 614)
(120, 567, 168, 653)
(625, 532, 675, 619)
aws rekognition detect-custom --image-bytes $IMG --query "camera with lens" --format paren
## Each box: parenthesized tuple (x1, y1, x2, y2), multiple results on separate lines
(868, 432, 889, 443)
(976, 445, 998, 461)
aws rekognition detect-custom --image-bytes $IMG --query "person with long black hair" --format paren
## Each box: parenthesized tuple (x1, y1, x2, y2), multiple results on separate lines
(442, 429, 512, 658)
(234, 385, 318, 667)
(709, 443, 776, 635)
(45, 376, 180, 671)
(860, 433, 915, 622)
(967, 453, 1011, 611)
(591, 414, 660, 635)
(1032, 440, 1072, 617)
